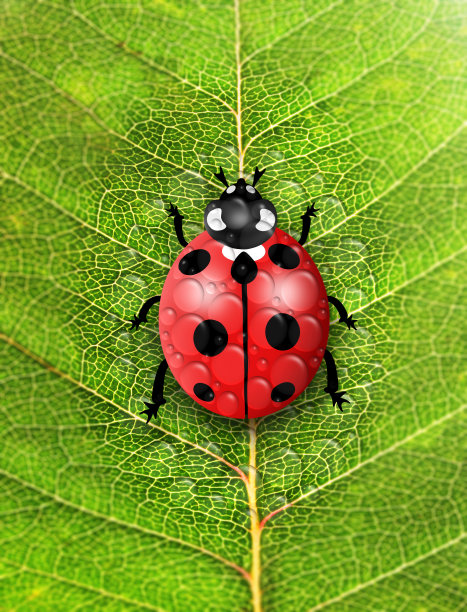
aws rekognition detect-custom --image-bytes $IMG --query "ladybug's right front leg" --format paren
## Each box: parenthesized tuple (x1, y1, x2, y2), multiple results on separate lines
(298, 202, 319, 245)
(129, 295, 161, 330)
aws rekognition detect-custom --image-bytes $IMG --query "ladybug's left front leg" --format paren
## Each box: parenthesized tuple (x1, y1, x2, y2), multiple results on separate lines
(140, 359, 169, 423)
(167, 203, 188, 247)
(328, 296, 357, 330)
(129, 295, 161, 330)
(323, 349, 349, 412)
(298, 202, 319, 245)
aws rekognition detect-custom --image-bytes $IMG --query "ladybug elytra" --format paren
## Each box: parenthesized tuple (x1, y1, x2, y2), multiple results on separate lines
(130, 167, 357, 421)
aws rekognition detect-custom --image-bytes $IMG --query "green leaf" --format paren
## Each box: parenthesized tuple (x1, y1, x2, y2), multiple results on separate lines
(0, 1, 465, 610)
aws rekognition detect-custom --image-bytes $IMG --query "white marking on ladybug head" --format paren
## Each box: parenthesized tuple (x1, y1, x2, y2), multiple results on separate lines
(255, 208, 276, 232)
(246, 185, 255, 194)
(226, 185, 236, 194)
(206, 207, 226, 231)
(222, 244, 265, 261)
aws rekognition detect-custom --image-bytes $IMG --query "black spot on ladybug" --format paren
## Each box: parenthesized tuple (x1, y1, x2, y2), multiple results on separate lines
(194, 382, 215, 402)
(271, 382, 295, 402)
(231, 251, 258, 284)
(268, 244, 299, 269)
(194, 319, 228, 356)
(266, 313, 300, 350)
(178, 249, 210, 275)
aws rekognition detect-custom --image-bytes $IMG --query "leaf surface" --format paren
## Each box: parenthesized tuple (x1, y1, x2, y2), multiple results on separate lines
(0, 1, 466, 610)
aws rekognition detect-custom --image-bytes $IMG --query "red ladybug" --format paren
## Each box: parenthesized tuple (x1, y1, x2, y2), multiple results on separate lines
(130, 167, 357, 421)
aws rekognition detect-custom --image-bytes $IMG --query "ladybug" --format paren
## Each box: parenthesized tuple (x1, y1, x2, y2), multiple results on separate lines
(130, 167, 357, 421)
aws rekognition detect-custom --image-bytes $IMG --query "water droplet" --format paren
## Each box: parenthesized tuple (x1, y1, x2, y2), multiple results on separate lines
(142, 198, 165, 216)
(128, 224, 142, 238)
(128, 224, 160, 251)
(186, 221, 204, 235)
(113, 273, 149, 317)
(285, 404, 299, 418)
(310, 356, 320, 368)
(244, 506, 259, 519)
(268, 150, 285, 161)
(310, 437, 347, 481)
(171, 478, 197, 501)
(204, 441, 223, 456)
(326, 438, 343, 451)
(113, 357, 137, 388)
(211, 495, 226, 508)
(268, 447, 301, 490)
(348, 287, 367, 303)
(115, 356, 136, 371)
(225, 144, 238, 157)
(239, 465, 262, 487)
(115, 330, 132, 350)
(341, 238, 368, 254)
(325, 196, 345, 213)
(358, 327, 375, 344)
(302, 483, 319, 497)
(117, 248, 142, 267)
(153, 441, 176, 460)
(270, 495, 288, 512)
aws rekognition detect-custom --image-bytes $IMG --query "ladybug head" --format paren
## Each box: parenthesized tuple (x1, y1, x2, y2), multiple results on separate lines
(204, 166, 277, 249)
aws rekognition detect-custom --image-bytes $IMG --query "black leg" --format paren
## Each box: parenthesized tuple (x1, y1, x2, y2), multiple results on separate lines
(129, 295, 161, 330)
(167, 203, 187, 247)
(328, 296, 357, 330)
(298, 202, 319, 245)
(141, 359, 169, 423)
(323, 349, 349, 411)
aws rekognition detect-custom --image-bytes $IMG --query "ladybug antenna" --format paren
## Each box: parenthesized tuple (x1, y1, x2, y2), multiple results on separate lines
(252, 166, 266, 186)
(214, 166, 229, 188)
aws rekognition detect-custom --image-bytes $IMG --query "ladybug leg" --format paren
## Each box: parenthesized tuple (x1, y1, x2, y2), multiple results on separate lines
(298, 202, 319, 245)
(140, 359, 168, 423)
(328, 296, 357, 330)
(166, 203, 188, 247)
(323, 349, 349, 412)
(129, 296, 161, 330)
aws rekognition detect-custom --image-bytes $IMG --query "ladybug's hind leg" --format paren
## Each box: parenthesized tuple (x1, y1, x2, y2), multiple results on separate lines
(328, 296, 357, 330)
(129, 295, 161, 330)
(141, 359, 169, 423)
(323, 349, 349, 412)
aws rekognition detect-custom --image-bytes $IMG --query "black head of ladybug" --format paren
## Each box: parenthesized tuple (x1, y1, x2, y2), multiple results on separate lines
(204, 166, 277, 249)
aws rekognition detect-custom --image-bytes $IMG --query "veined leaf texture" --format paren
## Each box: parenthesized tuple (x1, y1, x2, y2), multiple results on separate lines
(0, 1, 465, 610)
